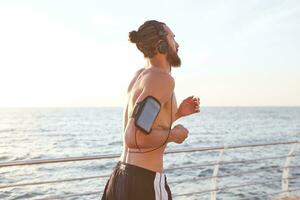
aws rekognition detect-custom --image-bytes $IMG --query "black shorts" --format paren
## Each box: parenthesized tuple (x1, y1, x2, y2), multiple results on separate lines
(101, 161, 172, 200)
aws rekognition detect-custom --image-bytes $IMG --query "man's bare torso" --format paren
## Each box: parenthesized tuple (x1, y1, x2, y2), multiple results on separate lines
(120, 67, 177, 172)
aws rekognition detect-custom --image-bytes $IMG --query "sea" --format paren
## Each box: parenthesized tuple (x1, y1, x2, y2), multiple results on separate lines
(0, 107, 299, 200)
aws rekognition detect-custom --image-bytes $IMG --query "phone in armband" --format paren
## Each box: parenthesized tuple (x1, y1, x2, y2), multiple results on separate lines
(131, 96, 161, 134)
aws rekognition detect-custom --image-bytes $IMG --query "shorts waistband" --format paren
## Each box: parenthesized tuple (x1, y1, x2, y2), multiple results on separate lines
(116, 161, 163, 176)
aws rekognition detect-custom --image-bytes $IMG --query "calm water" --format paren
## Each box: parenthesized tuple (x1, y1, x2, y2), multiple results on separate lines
(0, 107, 300, 200)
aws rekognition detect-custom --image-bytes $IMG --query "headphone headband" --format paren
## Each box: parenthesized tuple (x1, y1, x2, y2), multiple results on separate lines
(148, 21, 169, 54)
(148, 21, 167, 39)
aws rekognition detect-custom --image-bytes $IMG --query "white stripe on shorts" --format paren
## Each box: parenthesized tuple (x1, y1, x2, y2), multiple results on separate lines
(154, 173, 168, 200)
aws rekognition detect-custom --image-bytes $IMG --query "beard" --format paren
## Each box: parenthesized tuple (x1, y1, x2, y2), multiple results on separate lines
(167, 48, 181, 67)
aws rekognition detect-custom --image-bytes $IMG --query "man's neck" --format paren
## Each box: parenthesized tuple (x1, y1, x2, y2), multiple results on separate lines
(148, 56, 171, 73)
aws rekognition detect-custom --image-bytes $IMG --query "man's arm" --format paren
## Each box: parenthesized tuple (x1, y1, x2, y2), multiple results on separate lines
(137, 72, 175, 148)
(127, 72, 176, 149)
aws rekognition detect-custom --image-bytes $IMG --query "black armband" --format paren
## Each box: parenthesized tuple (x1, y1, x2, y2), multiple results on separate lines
(131, 96, 161, 134)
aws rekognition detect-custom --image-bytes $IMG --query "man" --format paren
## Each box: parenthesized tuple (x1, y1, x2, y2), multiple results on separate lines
(101, 20, 200, 200)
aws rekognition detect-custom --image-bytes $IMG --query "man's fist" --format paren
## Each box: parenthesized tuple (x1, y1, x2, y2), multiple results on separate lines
(170, 124, 189, 144)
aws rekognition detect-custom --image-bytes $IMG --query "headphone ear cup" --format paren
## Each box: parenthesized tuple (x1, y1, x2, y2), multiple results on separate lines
(158, 41, 168, 54)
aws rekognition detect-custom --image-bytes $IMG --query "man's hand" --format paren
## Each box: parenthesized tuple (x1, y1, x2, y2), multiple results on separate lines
(176, 95, 200, 119)
(169, 124, 189, 144)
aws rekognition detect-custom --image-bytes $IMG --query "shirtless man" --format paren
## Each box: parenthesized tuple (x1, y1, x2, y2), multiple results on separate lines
(101, 20, 200, 200)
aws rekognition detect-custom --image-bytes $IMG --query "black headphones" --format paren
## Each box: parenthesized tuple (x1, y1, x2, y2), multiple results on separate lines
(149, 21, 169, 54)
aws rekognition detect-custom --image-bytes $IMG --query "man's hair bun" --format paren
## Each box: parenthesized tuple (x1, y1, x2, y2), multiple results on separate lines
(129, 30, 140, 43)
(128, 20, 166, 58)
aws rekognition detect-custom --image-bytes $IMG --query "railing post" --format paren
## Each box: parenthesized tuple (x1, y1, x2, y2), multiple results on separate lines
(281, 142, 299, 197)
(211, 146, 226, 200)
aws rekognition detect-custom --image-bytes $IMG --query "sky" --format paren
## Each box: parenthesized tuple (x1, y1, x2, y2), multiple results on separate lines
(0, 0, 299, 107)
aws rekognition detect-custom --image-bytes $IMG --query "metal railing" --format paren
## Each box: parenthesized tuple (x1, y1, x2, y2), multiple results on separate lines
(0, 140, 299, 199)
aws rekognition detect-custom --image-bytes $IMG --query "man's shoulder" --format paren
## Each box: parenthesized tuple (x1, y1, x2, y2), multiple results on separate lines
(129, 67, 174, 94)
(141, 70, 174, 93)
(143, 69, 174, 84)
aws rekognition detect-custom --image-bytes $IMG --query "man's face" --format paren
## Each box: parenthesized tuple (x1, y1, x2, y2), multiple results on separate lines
(164, 25, 181, 67)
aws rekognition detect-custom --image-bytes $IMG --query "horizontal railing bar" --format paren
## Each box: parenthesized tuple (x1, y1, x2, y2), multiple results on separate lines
(283, 176, 300, 181)
(165, 141, 300, 155)
(169, 174, 300, 186)
(268, 187, 300, 198)
(239, 187, 300, 200)
(0, 154, 120, 168)
(284, 165, 300, 169)
(34, 191, 101, 200)
(169, 165, 282, 184)
(173, 179, 282, 197)
(0, 141, 298, 168)
(0, 174, 110, 189)
(166, 155, 295, 172)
